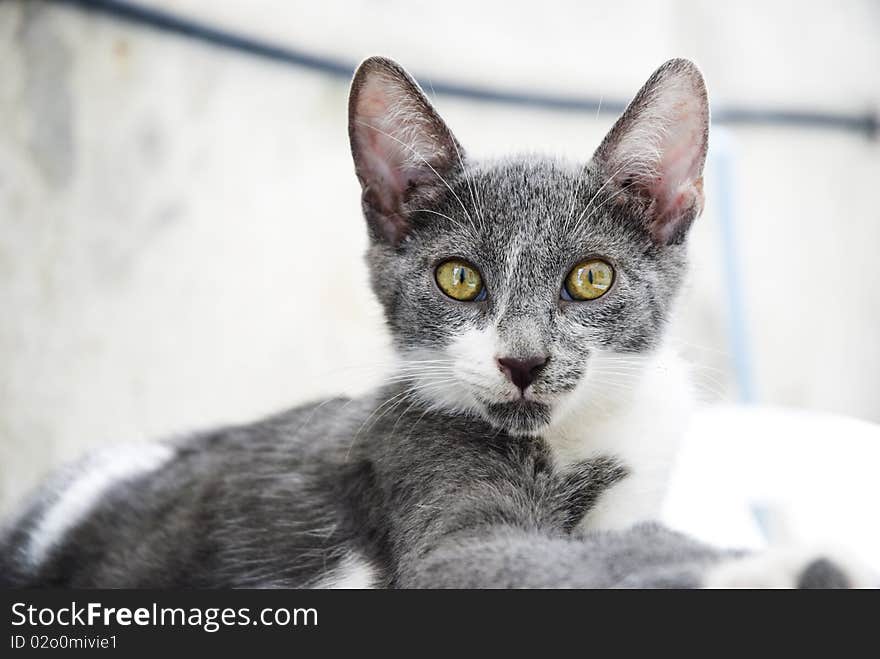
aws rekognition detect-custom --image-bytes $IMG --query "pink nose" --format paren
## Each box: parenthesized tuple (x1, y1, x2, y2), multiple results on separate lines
(497, 356, 548, 394)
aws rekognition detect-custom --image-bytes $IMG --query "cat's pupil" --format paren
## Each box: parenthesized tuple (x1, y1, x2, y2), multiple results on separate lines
(458, 268, 465, 284)
(588, 269, 594, 285)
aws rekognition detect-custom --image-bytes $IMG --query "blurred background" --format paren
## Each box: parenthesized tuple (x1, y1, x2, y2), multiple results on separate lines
(1, 0, 879, 566)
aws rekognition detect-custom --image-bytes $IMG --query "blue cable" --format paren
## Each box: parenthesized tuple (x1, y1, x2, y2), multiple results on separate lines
(50, 0, 878, 138)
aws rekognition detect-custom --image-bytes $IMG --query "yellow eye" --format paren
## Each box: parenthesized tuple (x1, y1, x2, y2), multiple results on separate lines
(563, 259, 614, 301)
(435, 260, 485, 301)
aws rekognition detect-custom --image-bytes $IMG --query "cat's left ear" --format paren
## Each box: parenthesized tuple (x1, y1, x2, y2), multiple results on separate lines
(592, 59, 709, 245)
(349, 57, 463, 246)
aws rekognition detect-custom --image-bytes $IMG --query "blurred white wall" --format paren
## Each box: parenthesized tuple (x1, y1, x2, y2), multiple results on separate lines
(1, 0, 878, 514)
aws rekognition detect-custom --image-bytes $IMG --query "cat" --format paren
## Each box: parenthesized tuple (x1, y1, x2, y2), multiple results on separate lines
(0, 57, 865, 588)
(349, 55, 704, 533)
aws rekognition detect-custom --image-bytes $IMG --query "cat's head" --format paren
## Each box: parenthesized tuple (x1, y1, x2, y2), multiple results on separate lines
(348, 57, 708, 436)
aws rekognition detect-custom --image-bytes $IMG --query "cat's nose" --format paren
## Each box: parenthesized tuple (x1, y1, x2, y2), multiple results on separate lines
(497, 356, 548, 394)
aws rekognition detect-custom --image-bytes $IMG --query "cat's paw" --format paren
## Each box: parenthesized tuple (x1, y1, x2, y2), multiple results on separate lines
(703, 547, 876, 589)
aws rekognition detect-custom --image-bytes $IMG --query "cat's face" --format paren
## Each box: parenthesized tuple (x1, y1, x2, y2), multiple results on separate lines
(349, 58, 708, 436)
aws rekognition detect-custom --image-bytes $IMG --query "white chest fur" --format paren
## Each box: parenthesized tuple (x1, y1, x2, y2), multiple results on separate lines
(543, 347, 695, 531)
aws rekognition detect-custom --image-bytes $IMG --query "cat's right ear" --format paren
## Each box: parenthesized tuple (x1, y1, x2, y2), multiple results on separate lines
(348, 57, 463, 246)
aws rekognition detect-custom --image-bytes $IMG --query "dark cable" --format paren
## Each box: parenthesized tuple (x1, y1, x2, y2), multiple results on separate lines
(49, 0, 878, 138)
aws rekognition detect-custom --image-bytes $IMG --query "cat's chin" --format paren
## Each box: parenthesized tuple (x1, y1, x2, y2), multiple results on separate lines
(480, 400, 553, 437)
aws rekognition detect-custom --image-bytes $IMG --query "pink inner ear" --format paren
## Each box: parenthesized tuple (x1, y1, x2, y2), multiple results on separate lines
(362, 131, 408, 205)
(351, 64, 458, 245)
(602, 74, 707, 244)
(594, 60, 709, 244)
(354, 74, 444, 206)
(647, 118, 706, 241)
(356, 85, 410, 200)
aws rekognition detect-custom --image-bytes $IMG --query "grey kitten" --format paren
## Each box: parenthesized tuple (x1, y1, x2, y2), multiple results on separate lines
(0, 57, 859, 588)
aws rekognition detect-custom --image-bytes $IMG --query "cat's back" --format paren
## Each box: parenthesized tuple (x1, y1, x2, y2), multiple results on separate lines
(0, 396, 365, 587)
